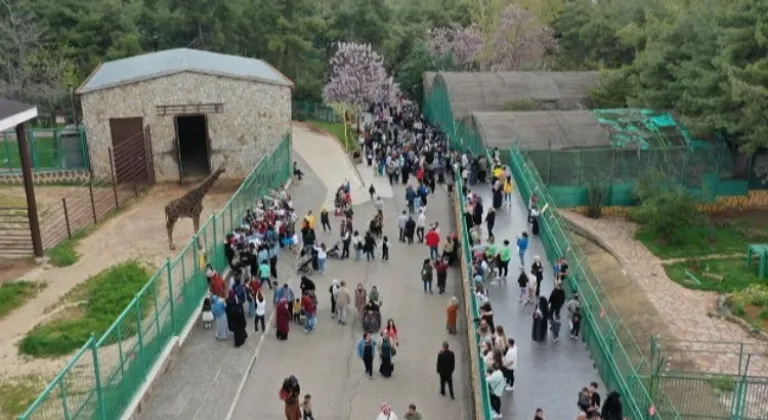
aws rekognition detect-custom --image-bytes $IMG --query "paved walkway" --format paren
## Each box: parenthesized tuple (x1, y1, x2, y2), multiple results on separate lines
(136, 131, 471, 420)
(472, 184, 603, 419)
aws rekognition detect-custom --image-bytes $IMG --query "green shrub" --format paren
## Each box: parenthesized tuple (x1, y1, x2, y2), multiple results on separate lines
(46, 237, 80, 267)
(0, 281, 46, 318)
(19, 261, 150, 357)
(630, 172, 703, 245)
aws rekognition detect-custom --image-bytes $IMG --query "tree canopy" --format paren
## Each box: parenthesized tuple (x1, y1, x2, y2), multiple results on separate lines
(0, 0, 764, 153)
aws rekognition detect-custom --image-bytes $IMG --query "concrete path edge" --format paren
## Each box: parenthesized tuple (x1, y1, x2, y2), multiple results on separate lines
(451, 188, 483, 420)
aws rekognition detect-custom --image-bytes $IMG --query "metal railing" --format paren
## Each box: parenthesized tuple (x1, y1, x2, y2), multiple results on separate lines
(292, 101, 342, 123)
(453, 173, 494, 420)
(508, 145, 681, 420)
(18, 133, 292, 420)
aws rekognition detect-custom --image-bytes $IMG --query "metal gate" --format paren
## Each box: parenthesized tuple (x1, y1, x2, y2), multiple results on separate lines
(108, 118, 154, 184)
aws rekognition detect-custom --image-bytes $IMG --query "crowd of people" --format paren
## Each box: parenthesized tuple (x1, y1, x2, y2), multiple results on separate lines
(457, 149, 625, 419)
(198, 96, 625, 419)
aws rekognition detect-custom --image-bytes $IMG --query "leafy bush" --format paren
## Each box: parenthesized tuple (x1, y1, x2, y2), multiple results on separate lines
(630, 172, 703, 245)
(586, 182, 611, 218)
(19, 261, 150, 358)
(46, 237, 79, 267)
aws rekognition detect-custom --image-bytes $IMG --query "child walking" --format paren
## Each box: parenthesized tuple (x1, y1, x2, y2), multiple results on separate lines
(382, 236, 390, 261)
(201, 296, 214, 328)
(302, 394, 315, 420)
(551, 313, 562, 342)
(293, 298, 302, 324)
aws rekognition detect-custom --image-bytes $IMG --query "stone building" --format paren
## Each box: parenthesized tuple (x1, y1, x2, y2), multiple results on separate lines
(77, 48, 293, 183)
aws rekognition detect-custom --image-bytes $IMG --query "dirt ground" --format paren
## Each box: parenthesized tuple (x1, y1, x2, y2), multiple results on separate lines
(0, 180, 239, 380)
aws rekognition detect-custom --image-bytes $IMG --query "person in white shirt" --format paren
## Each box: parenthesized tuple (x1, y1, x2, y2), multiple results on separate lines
(502, 339, 517, 391)
(416, 210, 427, 242)
(486, 366, 506, 418)
(314, 243, 328, 274)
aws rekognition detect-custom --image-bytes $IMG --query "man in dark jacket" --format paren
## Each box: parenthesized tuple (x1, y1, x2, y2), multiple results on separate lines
(436, 341, 455, 399)
(548, 282, 566, 319)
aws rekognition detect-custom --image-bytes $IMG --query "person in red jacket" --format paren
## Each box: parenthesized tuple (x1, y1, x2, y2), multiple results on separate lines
(434, 257, 449, 294)
(425, 228, 440, 260)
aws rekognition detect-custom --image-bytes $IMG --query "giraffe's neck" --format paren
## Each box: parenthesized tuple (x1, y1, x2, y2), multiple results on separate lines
(188, 170, 222, 200)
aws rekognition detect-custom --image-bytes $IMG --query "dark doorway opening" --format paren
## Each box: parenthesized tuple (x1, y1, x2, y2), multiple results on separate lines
(175, 114, 210, 180)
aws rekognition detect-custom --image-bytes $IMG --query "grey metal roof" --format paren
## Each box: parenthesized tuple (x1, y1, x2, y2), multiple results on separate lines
(77, 48, 294, 94)
(468, 110, 612, 150)
(436, 71, 599, 117)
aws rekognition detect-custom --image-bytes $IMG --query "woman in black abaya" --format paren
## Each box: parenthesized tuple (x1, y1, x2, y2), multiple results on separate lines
(472, 199, 484, 227)
(230, 301, 248, 347)
(531, 296, 549, 342)
(492, 184, 503, 209)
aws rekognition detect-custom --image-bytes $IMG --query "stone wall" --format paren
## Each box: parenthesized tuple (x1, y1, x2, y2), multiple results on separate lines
(570, 190, 768, 217)
(81, 72, 292, 182)
(0, 170, 91, 185)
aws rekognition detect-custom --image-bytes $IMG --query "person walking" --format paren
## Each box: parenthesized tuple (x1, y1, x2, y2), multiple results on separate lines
(502, 338, 517, 390)
(486, 365, 505, 418)
(336, 281, 350, 325)
(356, 332, 377, 378)
(436, 341, 456, 399)
(421, 259, 434, 294)
(320, 207, 331, 233)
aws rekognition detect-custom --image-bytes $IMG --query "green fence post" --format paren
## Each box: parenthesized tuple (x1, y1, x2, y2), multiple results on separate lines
(166, 258, 176, 334)
(90, 334, 108, 420)
(29, 128, 38, 169)
(212, 215, 218, 269)
(59, 377, 71, 420)
(135, 299, 146, 370)
(2, 132, 10, 170)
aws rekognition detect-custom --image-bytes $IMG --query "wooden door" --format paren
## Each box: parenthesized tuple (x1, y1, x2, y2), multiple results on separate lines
(109, 117, 148, 183)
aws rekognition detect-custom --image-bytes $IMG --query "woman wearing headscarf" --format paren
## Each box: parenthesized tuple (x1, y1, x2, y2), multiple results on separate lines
(230, 296, 248, 347)
(355, 283, 367, 317)
(212, 296, 229, 340)
(275, 298, 291, 340)
(378, 331, 395, 378)
(532, 296, 549, 342)
(601, 391, 624, 420)
(376, 402, 399, 420)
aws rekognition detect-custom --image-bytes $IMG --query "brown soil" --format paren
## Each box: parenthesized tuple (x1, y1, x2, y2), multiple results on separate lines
(0, 180, 239, 380)
(571, 232, 730, 417)
(0, 259, 38, 284)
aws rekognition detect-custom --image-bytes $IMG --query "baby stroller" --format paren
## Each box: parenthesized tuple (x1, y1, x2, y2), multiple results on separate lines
(297, 247, 314, 276)
(362, 308, 382, 334)
(327, 241, 343, 259)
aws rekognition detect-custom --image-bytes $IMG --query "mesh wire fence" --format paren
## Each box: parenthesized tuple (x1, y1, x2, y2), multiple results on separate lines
(19, 133, 292, 420)
(1, 127, 89, 172)
(508, 146, 682, 420)
(292, 101, 342, 123)
(526, 144, 728, 189)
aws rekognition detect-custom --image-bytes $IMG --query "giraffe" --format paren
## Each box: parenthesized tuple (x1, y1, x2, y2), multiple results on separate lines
(165, 166, 226, 250)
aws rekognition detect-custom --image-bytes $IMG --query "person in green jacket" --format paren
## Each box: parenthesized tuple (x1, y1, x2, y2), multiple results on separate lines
(498, 240, 512, 279)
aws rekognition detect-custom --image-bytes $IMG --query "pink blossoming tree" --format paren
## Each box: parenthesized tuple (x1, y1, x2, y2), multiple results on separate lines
(322, 42, 397, 114)
(427, 24, 484, 69)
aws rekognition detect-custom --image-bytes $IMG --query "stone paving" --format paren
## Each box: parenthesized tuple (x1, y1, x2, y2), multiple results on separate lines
(134, 130, 471, 420)
(473, 185, 604, 419)
(561, 211, 768, 377)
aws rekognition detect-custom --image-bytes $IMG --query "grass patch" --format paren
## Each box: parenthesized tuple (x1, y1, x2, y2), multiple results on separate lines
(635, 214, 768, 259)
(724, 284, 768, 332)
(663, 258, 762, 293)
(19, 261, 151, 357)
(0, 375, 45, 419)
(0, 281, 47, 318)
(305, 120, 359, 151)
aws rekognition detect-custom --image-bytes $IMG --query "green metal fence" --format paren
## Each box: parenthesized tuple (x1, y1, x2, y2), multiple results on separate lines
(1, 126, 89, 172)
(647, 338, 768, 419)
(18, 133, 292, 420)
(508, 145, 682, 420)
(292, 101, 342, 123)
(454, 173, 494, 420)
